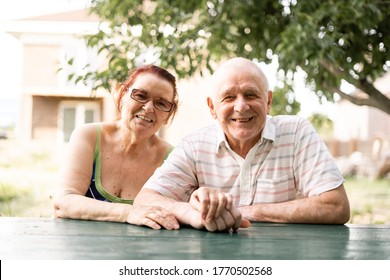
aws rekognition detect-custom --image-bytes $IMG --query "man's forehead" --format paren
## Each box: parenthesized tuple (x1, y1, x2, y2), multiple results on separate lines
(208, 58, 269, 98)
(214, 69, 264, 92)
(218, 82, 260, 95)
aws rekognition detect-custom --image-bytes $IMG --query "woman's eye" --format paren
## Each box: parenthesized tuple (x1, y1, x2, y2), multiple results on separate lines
(136, 93, 148, 100)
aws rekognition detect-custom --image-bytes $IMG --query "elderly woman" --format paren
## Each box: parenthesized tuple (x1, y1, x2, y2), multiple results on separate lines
(54, 65, 180, 230)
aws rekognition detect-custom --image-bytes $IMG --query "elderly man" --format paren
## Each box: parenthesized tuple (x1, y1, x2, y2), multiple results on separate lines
(134, 57, 350, 232)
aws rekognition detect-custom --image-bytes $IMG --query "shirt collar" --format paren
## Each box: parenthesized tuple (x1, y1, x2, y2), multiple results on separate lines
(215, 115, 276, 153)
(262, 115, 276, 142)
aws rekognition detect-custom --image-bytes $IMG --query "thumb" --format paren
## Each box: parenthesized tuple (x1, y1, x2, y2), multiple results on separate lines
(189, 192, 201, 212)
(240, 218, 251, 228)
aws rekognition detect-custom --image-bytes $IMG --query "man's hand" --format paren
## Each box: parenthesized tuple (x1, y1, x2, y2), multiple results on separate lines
(189, 187, 233, 222)
(189, 187, 250, 232)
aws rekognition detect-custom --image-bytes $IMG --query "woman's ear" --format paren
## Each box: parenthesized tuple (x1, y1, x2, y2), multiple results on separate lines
(207, 97, 217, 119)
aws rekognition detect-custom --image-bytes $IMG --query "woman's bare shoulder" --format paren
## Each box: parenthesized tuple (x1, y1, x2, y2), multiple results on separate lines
(68, 123, 103, 145)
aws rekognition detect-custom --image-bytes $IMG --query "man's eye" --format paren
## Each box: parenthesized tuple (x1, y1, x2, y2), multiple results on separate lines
(222, 96, 234, 102)
(245, 92, 259, 99)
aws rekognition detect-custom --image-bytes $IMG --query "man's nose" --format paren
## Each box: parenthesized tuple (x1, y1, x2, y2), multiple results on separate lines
(234, 95, 250, 112)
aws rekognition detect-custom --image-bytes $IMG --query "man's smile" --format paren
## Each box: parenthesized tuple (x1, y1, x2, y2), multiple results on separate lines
(231, 117, 254, 122)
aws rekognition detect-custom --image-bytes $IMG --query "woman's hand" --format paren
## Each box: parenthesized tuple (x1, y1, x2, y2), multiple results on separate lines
(126, 205, 179, 230)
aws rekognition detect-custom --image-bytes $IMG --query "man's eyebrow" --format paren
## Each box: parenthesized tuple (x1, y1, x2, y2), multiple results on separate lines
(243, 85, 261, 92)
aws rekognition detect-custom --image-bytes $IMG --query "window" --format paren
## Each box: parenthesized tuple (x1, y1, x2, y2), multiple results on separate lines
(59, 101, 100, 142)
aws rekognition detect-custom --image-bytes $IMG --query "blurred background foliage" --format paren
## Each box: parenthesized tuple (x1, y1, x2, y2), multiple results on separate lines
(67, 0, 390, 117)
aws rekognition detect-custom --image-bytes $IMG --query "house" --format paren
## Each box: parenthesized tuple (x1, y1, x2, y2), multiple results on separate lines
(1, 9, 117, 143)
(1, 8, 214, 146)
(332, 72, 390, 177)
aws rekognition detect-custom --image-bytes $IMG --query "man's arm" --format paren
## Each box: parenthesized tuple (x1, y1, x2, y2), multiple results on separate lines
(239, 185, 350, 224)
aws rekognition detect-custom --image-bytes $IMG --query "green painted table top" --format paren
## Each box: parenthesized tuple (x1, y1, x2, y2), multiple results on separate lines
(0, 217, 389, 260)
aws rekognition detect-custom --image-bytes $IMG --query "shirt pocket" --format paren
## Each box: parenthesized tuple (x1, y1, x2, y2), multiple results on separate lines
(253, 175, 295, 203)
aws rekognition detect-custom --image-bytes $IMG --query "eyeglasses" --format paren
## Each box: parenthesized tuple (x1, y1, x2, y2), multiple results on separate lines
(129, 88, 175, 112)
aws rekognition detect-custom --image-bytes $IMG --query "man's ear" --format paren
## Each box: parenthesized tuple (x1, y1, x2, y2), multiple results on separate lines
(266, 90, 273, 114)
(207, 97, 217, 119)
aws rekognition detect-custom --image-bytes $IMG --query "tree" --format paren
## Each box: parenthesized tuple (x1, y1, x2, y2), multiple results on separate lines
(73, 0, 390, 115)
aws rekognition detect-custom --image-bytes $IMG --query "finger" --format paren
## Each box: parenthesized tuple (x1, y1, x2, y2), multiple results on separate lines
(225, 193, 233, 210)
(228, 207, 243, 231)
(203, 219, 217, 232)
(215, 216, 228, 231)
(214, 192, 227, 219)
(141, 218, 162, 230)
(161, 212, 180, 229)
(220, 209, 235, 230)
(189, 190, 201, 212)
(205, 192, 218, 222)
(196, 189, 210, 220)
(147, 212, 179, 230)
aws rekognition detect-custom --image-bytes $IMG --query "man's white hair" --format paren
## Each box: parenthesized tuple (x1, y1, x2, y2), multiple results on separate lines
(209, 57, 270, 98)
(218, 58, 268, 89)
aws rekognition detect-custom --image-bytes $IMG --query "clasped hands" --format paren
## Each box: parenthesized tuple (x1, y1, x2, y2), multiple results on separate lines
(188, 187, 251, 232)
(130, 187, 250, 232)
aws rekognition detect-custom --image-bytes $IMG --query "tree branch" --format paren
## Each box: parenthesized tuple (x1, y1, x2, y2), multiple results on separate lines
(331, 87, 374, 106)
(319, 59, 390, 115)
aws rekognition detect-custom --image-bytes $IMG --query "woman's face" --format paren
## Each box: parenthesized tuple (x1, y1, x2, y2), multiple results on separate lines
(121, 73, 175, 137)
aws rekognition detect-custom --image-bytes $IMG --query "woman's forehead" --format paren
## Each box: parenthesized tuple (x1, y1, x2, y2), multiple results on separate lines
(132, 73, 174, 97)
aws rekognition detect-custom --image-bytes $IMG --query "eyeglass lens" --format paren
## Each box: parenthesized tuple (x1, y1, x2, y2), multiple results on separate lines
(130, 89, 173, 112)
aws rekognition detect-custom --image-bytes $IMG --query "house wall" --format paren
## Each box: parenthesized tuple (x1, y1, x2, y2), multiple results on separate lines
(333, 100, 369, 141)
(164, 75, 214, 145)
(23, 44, 59, 87)
(368, 106, 390, 140)
(31, 95, 59, 140)
(333, 71, 390, 161)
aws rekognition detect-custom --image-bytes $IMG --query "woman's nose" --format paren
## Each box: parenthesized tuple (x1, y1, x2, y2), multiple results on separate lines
(142, 100, 155, 112)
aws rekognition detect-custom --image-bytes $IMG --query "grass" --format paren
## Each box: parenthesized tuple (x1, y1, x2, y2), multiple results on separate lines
(344, 177, 390, 224)
(0, 140, 60, 217)
(0, 139, 389, 224)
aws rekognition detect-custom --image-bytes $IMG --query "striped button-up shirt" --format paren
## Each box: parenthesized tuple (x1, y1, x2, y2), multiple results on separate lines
(144, 115, 344, 206)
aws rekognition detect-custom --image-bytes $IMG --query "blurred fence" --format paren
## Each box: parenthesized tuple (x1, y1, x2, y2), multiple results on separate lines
(326, 138, 390, 179)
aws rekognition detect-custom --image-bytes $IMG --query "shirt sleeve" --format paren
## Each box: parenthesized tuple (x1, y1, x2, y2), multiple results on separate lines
(142, 136, 198, 202)
(293, 118, 345, 196)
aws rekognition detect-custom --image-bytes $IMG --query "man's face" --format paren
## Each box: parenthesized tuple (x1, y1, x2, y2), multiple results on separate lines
(208, 64, 272, 151)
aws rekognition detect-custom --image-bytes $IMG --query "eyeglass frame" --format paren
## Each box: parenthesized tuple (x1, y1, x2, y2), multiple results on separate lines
(128, 88, 175, 113)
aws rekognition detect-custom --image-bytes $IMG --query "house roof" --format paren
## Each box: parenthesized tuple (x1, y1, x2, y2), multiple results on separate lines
(0, 8, 100, 35)
(21, 8, 100, 22)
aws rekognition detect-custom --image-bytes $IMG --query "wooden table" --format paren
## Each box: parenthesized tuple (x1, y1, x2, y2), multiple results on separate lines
(1, 217, 389, 260)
